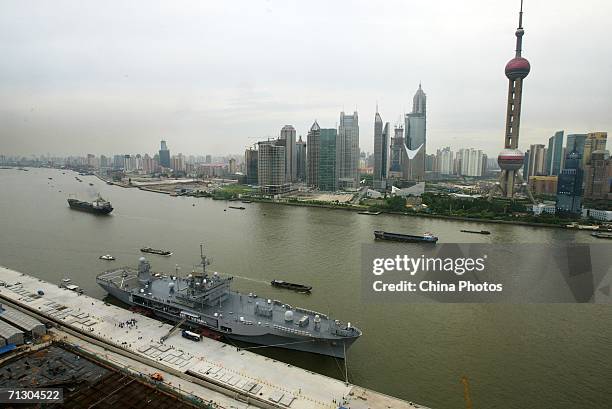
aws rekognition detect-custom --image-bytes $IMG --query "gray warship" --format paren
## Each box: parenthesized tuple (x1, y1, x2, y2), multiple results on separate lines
(96, 246, 361, 358)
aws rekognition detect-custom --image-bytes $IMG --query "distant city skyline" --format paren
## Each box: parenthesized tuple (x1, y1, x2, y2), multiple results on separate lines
(1, 0, 611, 157)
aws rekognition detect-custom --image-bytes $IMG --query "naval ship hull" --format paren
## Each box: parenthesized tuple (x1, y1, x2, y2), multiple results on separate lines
(97, 280, 355, 358)
(226, 333, 355, 358)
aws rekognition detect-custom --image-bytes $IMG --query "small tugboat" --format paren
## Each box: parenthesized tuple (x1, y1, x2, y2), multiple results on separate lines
(89, 182, 94, 186)
(140, 247, 173, 256)
(374, 231, 438, 243)
(228, 206, 246, 210)
(241, 200, 253, 204)
(591, 232, 612, 239)
(99, 254, 115, 260)
(271, 279, 312, 293)
(67, 196, 113, 214)
(460, 229, 491, 235)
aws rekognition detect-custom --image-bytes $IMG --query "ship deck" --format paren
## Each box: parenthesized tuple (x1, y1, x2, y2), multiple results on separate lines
(1, 265, 429, 409)
(98, 267, 358, 340)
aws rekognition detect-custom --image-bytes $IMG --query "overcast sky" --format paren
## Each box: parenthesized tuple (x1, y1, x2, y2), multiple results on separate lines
(1, 0, 611, 158)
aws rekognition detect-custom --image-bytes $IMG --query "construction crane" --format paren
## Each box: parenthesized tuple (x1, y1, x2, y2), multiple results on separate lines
(461, 376, 473, 409)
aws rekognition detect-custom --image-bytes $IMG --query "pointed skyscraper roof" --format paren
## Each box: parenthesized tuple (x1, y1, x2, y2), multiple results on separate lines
(310, 120, 320, 131)
(412, 83, 426, 115)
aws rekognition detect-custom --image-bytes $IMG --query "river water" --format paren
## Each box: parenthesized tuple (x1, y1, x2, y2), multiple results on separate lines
(0, 167, 610, 408)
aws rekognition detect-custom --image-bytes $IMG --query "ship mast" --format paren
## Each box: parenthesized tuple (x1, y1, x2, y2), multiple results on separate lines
(200, 242, 209, 277)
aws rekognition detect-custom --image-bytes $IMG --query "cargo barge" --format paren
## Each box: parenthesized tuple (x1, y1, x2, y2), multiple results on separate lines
(460, 229, 491, 235)
(140, 247, 172, 256)
(271, 280, 312, 293)
(374, 231, 438, 243)
(67, 196, 113, 214)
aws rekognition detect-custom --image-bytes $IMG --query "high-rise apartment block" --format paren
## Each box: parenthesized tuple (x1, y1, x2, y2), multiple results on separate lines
(257, 140, 289, 195)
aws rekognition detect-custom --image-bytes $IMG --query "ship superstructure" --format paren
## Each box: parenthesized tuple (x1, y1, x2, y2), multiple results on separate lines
(96, 246, 361, 358)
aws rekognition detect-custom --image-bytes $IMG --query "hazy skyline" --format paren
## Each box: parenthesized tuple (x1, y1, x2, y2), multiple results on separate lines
(1, 0, 611, 157)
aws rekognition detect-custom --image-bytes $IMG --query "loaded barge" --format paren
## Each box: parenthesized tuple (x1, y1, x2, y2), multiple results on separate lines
(374, 231, 438, 243)
(271, 279, 312, 293)
(460, 229, 491, 235)
(140, 247, 173, 256)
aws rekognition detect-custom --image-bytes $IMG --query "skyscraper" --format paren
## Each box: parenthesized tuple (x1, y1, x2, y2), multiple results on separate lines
(546, 131, 564, 176)
(388, 127, 404, 179)
(412, 83, 426, 115)
(556, 150, 584, 214)
(404, 84, 427, 179)
(489, 1, 534, 203)
(280, 125, 297, 182)
(337, 111, 359, 189)
(527, 144, 546, 179)
(373, 109, 389, 190)
(306, 121, 321, 187)
(245, 147, 258, 185)
(159, 140, 171, 168)
(583, 132, 607, 166)
(566, 134, 587, 160)
(405, 83, 426, 149)
(257, 140, 288, 195)
(584, 150, 611, 199)
(388, 126, 424, 182)
(319, 129, 338, 191)
(295, 135, 307, 182)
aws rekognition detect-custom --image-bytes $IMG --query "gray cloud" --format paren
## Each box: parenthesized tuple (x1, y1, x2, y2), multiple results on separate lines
(1, 0, 610, 157)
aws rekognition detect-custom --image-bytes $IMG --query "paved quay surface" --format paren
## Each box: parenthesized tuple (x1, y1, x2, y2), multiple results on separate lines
(0, 266, 429, 409)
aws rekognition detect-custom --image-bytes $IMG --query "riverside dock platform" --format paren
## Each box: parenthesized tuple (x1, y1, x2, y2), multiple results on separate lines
(0, 266, 430, 409)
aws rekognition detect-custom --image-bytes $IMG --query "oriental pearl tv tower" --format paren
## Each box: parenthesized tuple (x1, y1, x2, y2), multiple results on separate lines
(489, 0, 535, 203)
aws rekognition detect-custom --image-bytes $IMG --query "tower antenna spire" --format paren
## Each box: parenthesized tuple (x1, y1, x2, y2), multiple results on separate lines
(515, 0, 525, 57)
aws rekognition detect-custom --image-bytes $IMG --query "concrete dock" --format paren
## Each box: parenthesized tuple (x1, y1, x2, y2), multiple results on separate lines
(0, 266, 429, 409)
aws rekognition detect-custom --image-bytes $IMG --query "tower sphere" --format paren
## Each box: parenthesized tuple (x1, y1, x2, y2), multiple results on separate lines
(505, 57, 530, 80)
(498, 148, 524, 170)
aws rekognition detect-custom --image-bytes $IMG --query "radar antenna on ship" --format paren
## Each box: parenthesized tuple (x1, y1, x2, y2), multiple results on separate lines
(200, 242, 210, 276)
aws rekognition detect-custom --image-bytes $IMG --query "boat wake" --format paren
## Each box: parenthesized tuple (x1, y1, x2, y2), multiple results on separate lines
(231, 274, 270, 285)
